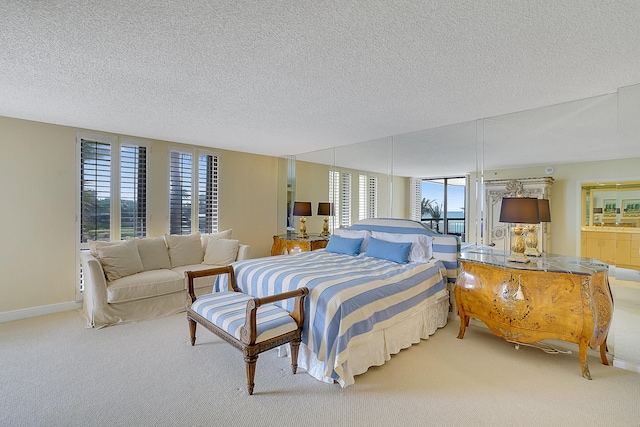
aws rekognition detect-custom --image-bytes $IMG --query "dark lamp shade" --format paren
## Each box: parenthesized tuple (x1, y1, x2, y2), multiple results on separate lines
(538, 199, 551, 222)
(293, 201, 312, 216)
(317, 202, 334, 216)
(593, 207, 603, 214)
(499, 197, 540, 224)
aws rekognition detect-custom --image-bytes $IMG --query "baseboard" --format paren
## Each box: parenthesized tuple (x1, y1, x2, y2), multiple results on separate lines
(613, 358, 640, 374)
(0, 301, 82, 323)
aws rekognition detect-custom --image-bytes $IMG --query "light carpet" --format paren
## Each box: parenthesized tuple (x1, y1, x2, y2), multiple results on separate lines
(1, 310, 638, 427)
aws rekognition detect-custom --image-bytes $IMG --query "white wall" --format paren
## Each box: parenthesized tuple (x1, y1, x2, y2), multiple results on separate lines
(0, 116, 279, 317)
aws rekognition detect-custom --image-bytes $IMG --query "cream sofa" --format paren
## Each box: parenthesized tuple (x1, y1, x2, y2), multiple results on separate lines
(80, 231, 250, 328)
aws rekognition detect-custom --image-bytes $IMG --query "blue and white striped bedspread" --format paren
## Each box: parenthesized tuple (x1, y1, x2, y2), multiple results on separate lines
(220, 250, 448, 383)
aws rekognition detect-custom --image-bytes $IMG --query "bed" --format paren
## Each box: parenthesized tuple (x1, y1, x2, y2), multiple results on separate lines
(219, 218, 460, 387)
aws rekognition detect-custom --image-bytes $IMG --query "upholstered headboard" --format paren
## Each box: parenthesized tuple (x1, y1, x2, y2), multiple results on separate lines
(348, 218, 460, 283)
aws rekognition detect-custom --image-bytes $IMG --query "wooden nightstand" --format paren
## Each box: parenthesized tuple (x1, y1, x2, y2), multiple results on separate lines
(271, 234, 329, 256)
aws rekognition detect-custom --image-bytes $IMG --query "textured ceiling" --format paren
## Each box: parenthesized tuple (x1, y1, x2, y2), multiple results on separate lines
(2, 1, 640, 174)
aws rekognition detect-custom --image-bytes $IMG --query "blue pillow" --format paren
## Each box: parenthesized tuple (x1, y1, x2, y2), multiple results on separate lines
(325, 235, 364, 256)
(365, 237, 412, 264)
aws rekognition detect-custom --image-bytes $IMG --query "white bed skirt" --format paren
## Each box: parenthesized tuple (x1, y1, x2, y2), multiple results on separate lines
(280, 290, 450, 388)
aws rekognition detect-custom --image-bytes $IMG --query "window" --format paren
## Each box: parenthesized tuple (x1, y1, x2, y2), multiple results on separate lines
(78, 135, 148, 244)
(414, 176, 466, 239)
(358, 174, 377, 220)
(169, 149, 219, 235)
(329, 170, 352, 228)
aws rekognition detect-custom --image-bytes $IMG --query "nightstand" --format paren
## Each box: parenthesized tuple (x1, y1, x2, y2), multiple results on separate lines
(271, 234, 329, 256)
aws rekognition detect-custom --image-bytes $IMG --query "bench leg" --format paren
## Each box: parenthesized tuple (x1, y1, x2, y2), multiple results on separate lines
(244, 354, 258, 395)
(290, 338, 301, 374)
(188, 318, 197, 346)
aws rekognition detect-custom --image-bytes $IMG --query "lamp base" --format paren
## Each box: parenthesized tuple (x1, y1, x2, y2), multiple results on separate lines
(508, 252, 531, 263)
(320, 217, 330, 236)
(297, 217, 308, 238)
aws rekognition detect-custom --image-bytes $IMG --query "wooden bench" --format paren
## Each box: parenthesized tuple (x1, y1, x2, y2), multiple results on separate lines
(185, 266, 308, 395)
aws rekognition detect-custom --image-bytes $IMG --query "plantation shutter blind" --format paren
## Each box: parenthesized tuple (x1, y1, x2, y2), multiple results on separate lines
(169, 151, 193, 235)
(328, 171, 340, 230)
(410, 178, 422, 221)
(198, 153, 219, 234)
(340, 172, 352, 227)
(80, 139, 111, 243)
(368, 176, 377, 218)
(120, 145, 147, 238)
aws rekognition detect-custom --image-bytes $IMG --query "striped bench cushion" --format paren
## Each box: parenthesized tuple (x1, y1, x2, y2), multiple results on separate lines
(191, 292, 298, 343)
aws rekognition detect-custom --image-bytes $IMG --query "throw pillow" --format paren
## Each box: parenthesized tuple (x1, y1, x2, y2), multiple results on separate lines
(370, 231, 434, 263)
(132, 237, 171, 271)
(333, 229, 371, 253)
(165, 233, 204, 268)
(88, 239, 121, 257)
(96, 239, 145, 282)
(325, 235, 364, 256)
(203, 238, 240, 265)
(201, 229, 233, 253)
(364, 237, 412, 264)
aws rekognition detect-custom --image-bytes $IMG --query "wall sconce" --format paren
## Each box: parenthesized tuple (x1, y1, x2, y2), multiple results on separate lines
(317, 202, 334, 237)
(293, 202, 312, 238)
(524, 198, 551, 257)
(499, 197, 540, 263)
(593, 207, 603, 225)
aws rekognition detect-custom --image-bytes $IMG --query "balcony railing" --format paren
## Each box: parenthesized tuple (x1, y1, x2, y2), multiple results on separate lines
(422, 218, 465, 241)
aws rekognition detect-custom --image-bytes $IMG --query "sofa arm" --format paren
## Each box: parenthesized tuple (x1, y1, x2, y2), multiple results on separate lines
(80, 251, 109, 326)
(236, 244, 250, 261)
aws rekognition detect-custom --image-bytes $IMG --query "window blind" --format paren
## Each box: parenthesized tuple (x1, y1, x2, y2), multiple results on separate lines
(120, 145, 147, 238)
(80, 139, 112, 243)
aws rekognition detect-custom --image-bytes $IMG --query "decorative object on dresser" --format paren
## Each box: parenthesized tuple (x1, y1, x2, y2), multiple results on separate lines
(524, 198, 551, 257)
(271, 234, 329, 255)
(592, 207, 603, 225)
(317, 202, 334, 236)
(292, 201, 312, 238)
(455, 249, 613, 380)
(499, 197, 540, 263)
(484, 177, 554, 254)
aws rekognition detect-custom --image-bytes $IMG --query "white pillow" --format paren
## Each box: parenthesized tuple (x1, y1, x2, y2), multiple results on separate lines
(333, 229, 371, 253)
(88, 240, 121, 257)
(132, 237, 171, 271)
(370, 231, 433, 263)
(201, 229, 232, 253)
(203, 238, 240, 266)
(96, 239, 145, 282)
(164, 233, 204, 268)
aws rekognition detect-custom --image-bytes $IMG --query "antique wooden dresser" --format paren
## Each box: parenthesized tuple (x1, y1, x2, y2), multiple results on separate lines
(455, 248, 613, 379)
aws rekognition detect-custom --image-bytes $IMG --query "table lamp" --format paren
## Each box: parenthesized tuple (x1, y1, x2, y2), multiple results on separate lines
(593, 207, 603, 225)
(293, 201, 312, 238)
(499, 197, 540, 263)
(524, 198, 551, 257)
(317, 202, 334, 236)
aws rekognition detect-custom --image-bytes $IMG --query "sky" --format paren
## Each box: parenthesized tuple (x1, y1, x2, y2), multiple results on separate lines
(422, 180, 465, 216)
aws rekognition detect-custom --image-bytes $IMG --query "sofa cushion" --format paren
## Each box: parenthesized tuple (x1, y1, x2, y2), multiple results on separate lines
(165, 233, 204, 268)
(96, 239, 145, 282)
(132, 237, 171, 271)
(201, 229, 232, 253)
(172, 264, 222, 291)
(106, 269, 183, 303)
(203, 238, 240, 266)
(88, 239, 121, 257)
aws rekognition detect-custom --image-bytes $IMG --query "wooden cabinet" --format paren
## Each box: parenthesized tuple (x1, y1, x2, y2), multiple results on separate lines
(271, 234, 329, 256)
(581, 230, 640, 269)
(583, 231, 616, 264)
(455, 251, 612, 379)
